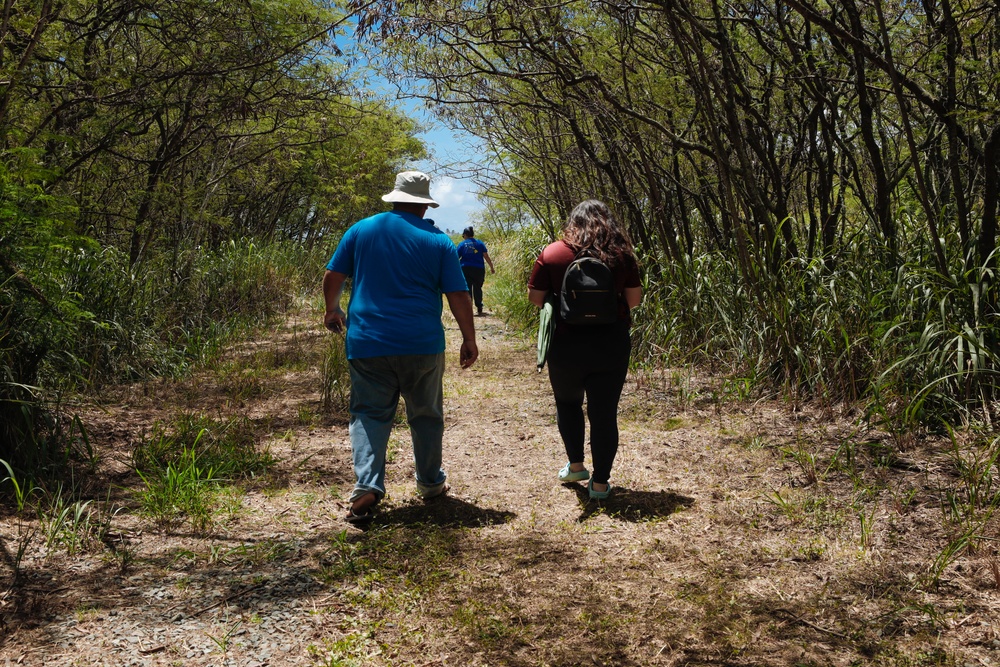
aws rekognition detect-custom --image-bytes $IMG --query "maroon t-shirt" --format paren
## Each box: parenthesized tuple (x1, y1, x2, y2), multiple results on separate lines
(528, 240, 641, 327)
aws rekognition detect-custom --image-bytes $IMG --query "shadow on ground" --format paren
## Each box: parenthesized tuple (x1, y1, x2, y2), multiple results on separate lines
(565, 484, 695, 523)
(374, 495, 516, 528)
(359, 496, 517, 528)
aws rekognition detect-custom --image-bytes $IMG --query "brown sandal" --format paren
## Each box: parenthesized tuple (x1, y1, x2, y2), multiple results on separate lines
(345, 492, 378, 526)
(345, 506, 375, 526)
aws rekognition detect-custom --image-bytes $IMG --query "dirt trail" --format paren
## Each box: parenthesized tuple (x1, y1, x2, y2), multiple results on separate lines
(1, 310, 998, 666)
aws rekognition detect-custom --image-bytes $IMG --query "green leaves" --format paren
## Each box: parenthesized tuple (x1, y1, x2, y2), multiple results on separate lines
(0, 0, 430, 480)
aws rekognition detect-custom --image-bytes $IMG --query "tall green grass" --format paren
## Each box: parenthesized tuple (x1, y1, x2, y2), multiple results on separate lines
(634, 238, 1000, 428)
(493, 226, 1000, 430)
(133, 414, 275, 530)
(322, 334, 351, 415)
(60, 238, 327, 385)
(485, 225, 550, 334)
(2, 219, 323, 482)
(133, 413, 274, 480)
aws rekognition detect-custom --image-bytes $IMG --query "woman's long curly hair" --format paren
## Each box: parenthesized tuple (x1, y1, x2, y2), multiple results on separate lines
(562, 199, 635, 269)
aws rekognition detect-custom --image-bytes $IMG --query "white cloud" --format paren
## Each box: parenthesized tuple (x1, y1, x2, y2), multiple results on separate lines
(431, 177, 464, 205)
(427, 177, 481, 233)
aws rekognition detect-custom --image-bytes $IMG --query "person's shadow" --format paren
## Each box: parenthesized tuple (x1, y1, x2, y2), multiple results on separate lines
(368, 495, 516, 529)
(565, 484, 695, 523)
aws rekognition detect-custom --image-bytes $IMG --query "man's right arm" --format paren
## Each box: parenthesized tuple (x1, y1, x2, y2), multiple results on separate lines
(527, 288, 548, 308)
(323, 270, 348, 333)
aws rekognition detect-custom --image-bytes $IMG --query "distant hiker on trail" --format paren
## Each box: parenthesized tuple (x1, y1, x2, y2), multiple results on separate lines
(457, 226, 495, 316)
(323, 171, 479, 525)
(527, 200, 642, 500)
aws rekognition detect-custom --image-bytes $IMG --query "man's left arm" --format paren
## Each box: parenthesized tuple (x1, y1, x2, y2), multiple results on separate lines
(445, 290, 478, 368)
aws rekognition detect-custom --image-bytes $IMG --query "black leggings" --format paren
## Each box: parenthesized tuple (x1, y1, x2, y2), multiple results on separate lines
(546, 323, 631, 484)
(462, 266, 486, 310)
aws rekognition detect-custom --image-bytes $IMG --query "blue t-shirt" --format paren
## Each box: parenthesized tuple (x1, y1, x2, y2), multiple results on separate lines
(457, 238, 489, 268)
(327, 211, 468, 359)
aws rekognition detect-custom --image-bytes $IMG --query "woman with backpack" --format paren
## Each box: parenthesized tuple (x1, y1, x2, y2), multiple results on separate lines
(527, 200, 642, 499)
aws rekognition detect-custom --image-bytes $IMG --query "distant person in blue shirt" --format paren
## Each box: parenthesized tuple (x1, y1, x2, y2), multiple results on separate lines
(323, 171, 478, 526)
(457, 226, 495, 316)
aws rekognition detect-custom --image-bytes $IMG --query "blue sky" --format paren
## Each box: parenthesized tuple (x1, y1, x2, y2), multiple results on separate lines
(336, 25, 486, 234)
(406, 108, 486, 235)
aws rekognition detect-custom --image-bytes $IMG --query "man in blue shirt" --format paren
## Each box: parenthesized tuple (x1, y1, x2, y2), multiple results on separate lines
(323, 171, 478, 525)
(457, 226, 495, 316)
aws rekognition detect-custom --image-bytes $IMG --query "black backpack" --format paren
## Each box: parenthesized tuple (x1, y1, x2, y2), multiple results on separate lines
(559, 253, 619, 325)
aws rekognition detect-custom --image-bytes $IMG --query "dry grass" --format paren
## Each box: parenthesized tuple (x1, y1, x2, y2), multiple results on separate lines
(1, 310, 998, 666)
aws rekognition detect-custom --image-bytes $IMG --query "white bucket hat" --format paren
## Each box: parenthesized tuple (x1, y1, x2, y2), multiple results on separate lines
(381, 171, 440, 208)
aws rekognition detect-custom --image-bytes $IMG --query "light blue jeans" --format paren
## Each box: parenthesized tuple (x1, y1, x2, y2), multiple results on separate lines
(347, 353, 448, 502)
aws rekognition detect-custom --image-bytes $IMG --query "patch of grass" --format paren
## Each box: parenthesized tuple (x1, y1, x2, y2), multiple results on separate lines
(40, 491, 95, 556)
(801, 494, 849, 530)
(231, 539, 295, 566)
(74, 604, 102, 622)
(926, 515, 995, 587)
(0, 460, 38, 581)
(668, 369, 698, 411)
(317, 524, 459, 595)
(136, 447, 219, 530)
(662, 416, 685, 430)
(35, 484, 122, 557)
(251, 344, 311, 372)
(720, 375, 757, 401)
(788, 536, 829, 562)
(741, 434, 769, 450)
(385, 434, 402, 464)
(134, 413, 275, 481)
(322, 335, 350, 415)
(207, 620, 243, 654)
(944, 427, 1000, 522)
(858, 503, 878, 551)
(453, 599, 524, 649)
(826, 438, 860, 478)
(297, 405, 317, 427)
(214, 363, 269, 402)
(889, 485, 920, 514)
(318, 530, 366, 581)
(132, 413, 271, 531)
(762, 487, 803, 523)
(718, 613, 759, 657)
(876, 646, 957, 667)
(295, 491, 318, 509)
(485, 226, 548, 334)
(780, 441, 819, 486)
(308, 629, 381, 667)
(215, 486, 246, 521)
(102, 534, 137, 574)
(761, 487, 847, 532)
(577, 605, 633, 651)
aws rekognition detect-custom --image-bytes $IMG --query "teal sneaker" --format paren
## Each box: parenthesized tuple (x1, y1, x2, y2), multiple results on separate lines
(558, 462, 590, 482)
(588, 479, 612, 500)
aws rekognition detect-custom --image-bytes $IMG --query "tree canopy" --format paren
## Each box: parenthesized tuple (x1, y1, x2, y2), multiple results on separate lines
(354, 0, 1000, 419)
(1, 0, 426, 472)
